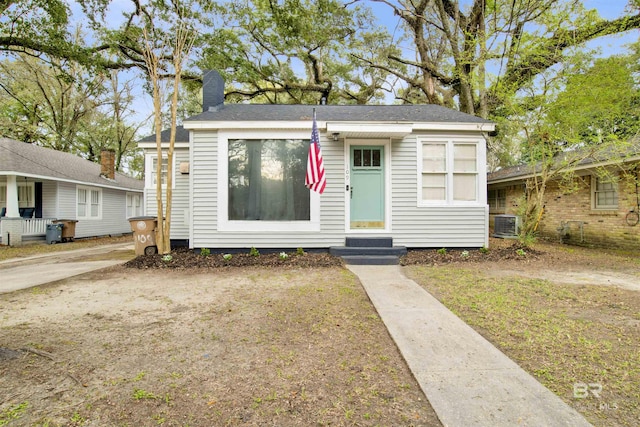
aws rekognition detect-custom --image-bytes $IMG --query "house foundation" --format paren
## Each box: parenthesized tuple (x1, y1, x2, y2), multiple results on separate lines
(1, 217, 24, 246)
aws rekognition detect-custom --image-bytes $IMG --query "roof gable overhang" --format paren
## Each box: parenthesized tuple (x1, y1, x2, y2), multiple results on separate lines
(183, 120, 495, 137)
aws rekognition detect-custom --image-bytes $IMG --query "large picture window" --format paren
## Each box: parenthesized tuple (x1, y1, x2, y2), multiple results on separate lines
(419, 139, 481, 205)
(228, 139, 310, 221)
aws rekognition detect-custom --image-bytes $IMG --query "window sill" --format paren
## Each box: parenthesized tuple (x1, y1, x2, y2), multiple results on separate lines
(589, 210, 618, 216)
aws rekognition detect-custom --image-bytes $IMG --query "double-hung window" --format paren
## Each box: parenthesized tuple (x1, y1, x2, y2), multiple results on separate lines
(419, 139, 483, 205)
(77, 186, 101, 219)
(488, 189, 507, 213)
(146, 155, 173, 188)
(592, 175, 618, 210)
(126, 193, 143, 218)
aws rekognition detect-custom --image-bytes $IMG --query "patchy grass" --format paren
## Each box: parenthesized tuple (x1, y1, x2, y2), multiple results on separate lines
(405, 265, 640, 427)
(0, 402, 28, 426)
(0, 268, 440, 426)
(0, 235, 131, 261)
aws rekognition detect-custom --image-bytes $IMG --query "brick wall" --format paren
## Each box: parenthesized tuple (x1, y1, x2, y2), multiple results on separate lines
(489, 171, 640, 249)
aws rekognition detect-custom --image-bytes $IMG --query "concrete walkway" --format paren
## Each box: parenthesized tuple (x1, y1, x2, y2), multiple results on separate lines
(347, 264, 592, 427)
(0, 242, 134, 294)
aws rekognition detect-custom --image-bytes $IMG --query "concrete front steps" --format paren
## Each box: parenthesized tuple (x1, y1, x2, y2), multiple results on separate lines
(330, 237, 407, 265)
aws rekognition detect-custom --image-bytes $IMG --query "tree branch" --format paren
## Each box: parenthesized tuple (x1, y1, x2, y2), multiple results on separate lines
(498, 14, 640, 96)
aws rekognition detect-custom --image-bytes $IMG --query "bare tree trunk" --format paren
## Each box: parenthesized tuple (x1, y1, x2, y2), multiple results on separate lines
(141, 29, 166, 254)
(163, 24, 195, 254)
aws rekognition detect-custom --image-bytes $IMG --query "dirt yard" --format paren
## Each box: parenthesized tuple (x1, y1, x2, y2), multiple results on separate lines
(1, 238, 639, 426)
(0, 264, 439, 426)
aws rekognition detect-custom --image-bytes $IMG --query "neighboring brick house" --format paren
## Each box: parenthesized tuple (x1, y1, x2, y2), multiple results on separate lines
(487, 149, 640, 248)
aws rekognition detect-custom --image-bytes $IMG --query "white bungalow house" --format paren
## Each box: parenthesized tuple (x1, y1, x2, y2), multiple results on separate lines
(139, 71, 495, 262)
(0, 138, 144, 246)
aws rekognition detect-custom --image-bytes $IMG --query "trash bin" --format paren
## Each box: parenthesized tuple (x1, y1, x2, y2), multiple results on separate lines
(46, 223, 63, 244)
(128, 216, 158, 255)
(53, 219, 78, 242)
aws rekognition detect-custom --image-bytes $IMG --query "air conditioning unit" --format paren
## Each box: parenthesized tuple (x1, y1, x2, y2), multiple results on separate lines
(493, 214, 521, 238)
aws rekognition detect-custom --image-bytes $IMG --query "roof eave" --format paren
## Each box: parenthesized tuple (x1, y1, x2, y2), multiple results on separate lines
(183, 120, 495, 133)
(488, 154, 640, 184)
(0, 171, 143, 192)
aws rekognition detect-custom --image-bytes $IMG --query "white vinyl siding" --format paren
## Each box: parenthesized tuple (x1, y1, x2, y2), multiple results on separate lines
(396, 133, 488, 247)
(144, 148, 190, 240)
(41, 181, 58, 218)
(57, 182, 140, 238)
(191, 129, 345, 249)
(188, 129, 488, 249)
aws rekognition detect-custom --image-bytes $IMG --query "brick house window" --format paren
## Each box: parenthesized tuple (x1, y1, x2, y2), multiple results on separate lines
(592, 175, 618, 210)
(488, 188, 506, 213)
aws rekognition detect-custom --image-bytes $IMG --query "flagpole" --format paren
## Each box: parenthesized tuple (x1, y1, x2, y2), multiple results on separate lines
(306, 107, 326, 194)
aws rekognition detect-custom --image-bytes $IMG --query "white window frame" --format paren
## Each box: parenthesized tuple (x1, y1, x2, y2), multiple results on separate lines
(217, 129, 320, 232)
(417, 136, 486, 207)
(126, 192, 143, 218)
(145, 154, 175, 189)
(77, 186, 102, 220)
(592, 174, 618, 210)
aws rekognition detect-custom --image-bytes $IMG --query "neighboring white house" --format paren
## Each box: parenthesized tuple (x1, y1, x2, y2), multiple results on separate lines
(139, 70, 495, 253)
(0, 138, 144, 246)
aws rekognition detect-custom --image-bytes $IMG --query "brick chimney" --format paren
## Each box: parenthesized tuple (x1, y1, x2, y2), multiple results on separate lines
(100, 150, 115, 180)
(202, 70, 224, 112)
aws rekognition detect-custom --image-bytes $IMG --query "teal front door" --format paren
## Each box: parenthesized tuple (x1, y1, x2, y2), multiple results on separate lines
(350, 146, 385, 229)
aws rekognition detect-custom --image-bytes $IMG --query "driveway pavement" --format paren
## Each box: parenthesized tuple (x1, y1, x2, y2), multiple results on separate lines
(0, 242, 134, 294)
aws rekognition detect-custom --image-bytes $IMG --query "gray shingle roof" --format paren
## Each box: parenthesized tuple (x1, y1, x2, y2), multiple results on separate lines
(139, 126, 189, 143)
(488, 143, 640, 183)
(185, 104, 493, 124)
(0, 138, 143, 191)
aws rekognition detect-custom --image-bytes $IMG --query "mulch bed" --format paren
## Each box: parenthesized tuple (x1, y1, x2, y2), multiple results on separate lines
(124, 241, 542, 269)
(124, 247, 344, 269)
(401, 243, 543, 265)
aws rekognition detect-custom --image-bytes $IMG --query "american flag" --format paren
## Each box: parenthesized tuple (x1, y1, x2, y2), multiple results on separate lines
(305, 110, 326, 194)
